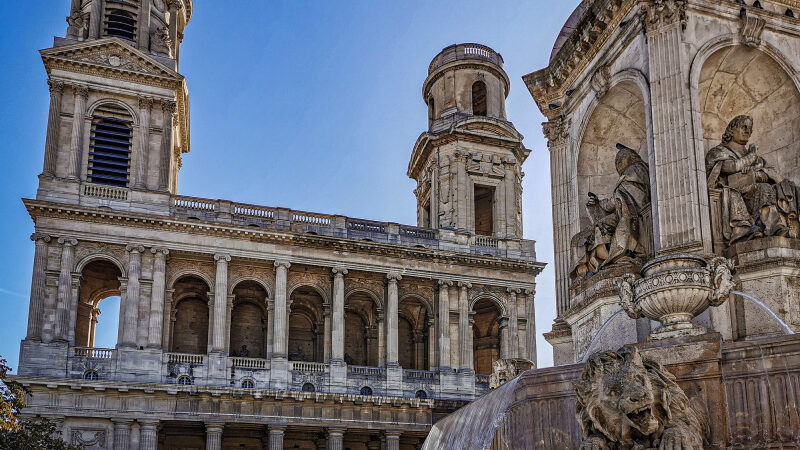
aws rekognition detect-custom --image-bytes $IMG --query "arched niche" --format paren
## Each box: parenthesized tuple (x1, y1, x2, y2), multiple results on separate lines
(699, 45, 800, 184)
(230, 280, 268, 359)
(576, 81, 649, 229)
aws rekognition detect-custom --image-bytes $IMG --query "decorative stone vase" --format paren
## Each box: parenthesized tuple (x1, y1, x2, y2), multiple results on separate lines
(618, 254, 734, 340)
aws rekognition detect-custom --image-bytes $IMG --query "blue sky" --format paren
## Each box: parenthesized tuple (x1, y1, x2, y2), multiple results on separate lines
(0, 1, 578, 370)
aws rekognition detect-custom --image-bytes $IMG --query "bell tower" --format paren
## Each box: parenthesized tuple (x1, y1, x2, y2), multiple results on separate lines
(38, 0, 192, 212)
(408, 44, 530, 239)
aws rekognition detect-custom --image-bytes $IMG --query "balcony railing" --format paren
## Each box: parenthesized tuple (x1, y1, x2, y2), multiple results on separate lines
(167, 352, 205, 365)
(82, 184, 128, 201)
(475, 374, 491, 385)
(73, 347, 114, 359)
(290, 361, 328, 373)
(348, 365, 385, 377)
(404, 369, 436, 380)
(231, 357, 268, 369)
(472, 235, 500, 248)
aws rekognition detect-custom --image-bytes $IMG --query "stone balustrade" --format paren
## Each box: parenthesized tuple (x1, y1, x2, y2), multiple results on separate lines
(169, 195, 536, 260)
(166, 352, 205, 365)
(73, 346, 114, 359)
(231, 357, 269, 369)
(290, 361, 328, 373)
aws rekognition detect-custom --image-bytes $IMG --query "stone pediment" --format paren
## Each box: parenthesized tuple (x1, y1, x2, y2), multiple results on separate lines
(40, 38, 182, 88)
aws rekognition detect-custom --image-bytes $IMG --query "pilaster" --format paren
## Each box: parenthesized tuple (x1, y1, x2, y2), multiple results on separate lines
(458, 282, 472, 372)
(437, 280, 453, 372)
(67, 84, 88, 180)
(542, 117, 571, 317)
(507, 288, 520, 359)
(158, 100, 176, 191)
(42, 80, 64, 177)
(55, 237, 77, 342)
(147, 248, 169, 348)
(135, 96, 153, 189)
(26, 233, 51, 341)
(120, 245, 144, 348)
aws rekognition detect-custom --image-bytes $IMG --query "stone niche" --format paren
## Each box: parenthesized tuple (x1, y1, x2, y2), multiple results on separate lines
(700, 44, 800, 338)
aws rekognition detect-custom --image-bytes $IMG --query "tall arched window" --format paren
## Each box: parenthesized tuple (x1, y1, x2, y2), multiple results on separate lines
(428, 96, 436, 126)
(104, 8, 137, 41)
(471, 81, 487, 116)
(89, 104, 133, 187)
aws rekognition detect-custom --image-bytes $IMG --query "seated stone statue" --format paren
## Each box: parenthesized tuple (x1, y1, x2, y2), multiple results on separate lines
(707, 115, 799, 243)
(571, 144, 651, 279)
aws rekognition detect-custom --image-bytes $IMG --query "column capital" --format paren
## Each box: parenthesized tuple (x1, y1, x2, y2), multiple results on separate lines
(151, 247, 170, 257)
(437, 279, 453, 288)
(72, 83, 89, 98)
(138, 95, 154, 110)
(457, 281, 472, 290)
(542, 117, 569, 149)
(166, 0, 183, 11)
(506, 288, 521, 295)
(30, 233, 51, 244)
(111, 418, 134, 426)
(386, 272, 402, 283)
(138, 419, 160, 428)
(57, 237, 78, 247)
(327, 427, 346, 436)
(274, 260, 291, 270)
(214, 253, 231, 263)
(125, 244, 145, 254)
(524, 287, 536, 297)
(332, 267, 348, 277)
(385, 430, 403, 438)
(640, 0, 686, 31)
(47, 79, 65, 94)
(161, 99, 177, 114)
(268, 423, 287, 432)
(204, 422, 225, 433)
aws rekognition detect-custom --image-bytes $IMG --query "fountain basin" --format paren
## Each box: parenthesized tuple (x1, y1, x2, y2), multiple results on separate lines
(619, 254, 734, 340)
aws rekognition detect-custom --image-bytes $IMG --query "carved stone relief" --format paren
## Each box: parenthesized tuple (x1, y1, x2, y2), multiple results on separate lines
(71, 429, 107, 447)
(575, 347, 706, 449)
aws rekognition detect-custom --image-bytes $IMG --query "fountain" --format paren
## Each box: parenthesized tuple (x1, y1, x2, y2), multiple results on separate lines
(422, 253, 800, 449)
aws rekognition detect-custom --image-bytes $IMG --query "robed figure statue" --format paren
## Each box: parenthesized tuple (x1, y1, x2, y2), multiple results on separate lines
(571, 144, 652, 279)
(706, 115, 799, 244)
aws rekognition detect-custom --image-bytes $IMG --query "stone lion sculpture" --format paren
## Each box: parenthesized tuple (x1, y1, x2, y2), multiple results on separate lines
(574, 347, 706, 449)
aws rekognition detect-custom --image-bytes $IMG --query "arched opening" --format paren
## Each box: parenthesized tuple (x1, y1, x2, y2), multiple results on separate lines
(698, 45, 800, 186)
(288, 286, 324, 363)
(170, 276, 210, 354)
(104, 8, 137, 41)
(345, 292, 379, 366)
(230, 281, 268, 359)
(471, 81, 487, 116)
(75, 259, 122, 348)
(89, 103, 134, 187)
(428, 96, 436, 126)
(472, 298, 502, 376)
(398, 297, 430, 370)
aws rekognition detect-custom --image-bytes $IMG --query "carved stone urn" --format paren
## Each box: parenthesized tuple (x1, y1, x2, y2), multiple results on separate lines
(618, 254, 734, 340)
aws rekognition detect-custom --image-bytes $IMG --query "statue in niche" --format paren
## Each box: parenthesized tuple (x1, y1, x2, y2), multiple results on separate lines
(150, 25, 173, 57)
(707, 115, 799, 243)
(66, 9, 90, 41)
(571, 144, 651, 279)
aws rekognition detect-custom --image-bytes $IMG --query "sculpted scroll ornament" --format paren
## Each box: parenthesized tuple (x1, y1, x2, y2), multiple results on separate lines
(641, 0, 687, 31)
(575, 347, 706, 450)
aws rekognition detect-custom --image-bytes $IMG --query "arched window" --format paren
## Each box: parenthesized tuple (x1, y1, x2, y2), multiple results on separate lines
(473, 298, 503, 376)
(89, 104, 133, 187)
(302, 383, 315, 392)
(74, 259, 122, 348)
(84, 370, 99, 380)
(428, 96, 436, 125)
(104, 8, 137, 41)
(360, 386, 373, 396)
(177, 375, 193, 385)
(471, 81, 487, 116)
(241, 379, 255, 389)
(415, 390, 427, 399)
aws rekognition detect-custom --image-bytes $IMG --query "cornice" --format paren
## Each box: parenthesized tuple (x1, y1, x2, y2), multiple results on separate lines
(23, 199, 545, 277)
(407, 118, 528, 179)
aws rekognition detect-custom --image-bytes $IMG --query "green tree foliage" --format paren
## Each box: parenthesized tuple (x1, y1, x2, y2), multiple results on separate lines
(0, 357, 81, 450)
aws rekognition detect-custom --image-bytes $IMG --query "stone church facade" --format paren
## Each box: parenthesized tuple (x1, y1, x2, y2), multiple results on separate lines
(529, 0, 800, 365)
(15, 1, 543, 449)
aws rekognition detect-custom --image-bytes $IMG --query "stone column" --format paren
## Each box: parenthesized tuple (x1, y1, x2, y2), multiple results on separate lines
(542, 118, 572, 316)
(323, 304, 331, 363)
(139, 420, 159, 450)
(642, 0, 707, 252)
(42, 80, 64, 177)
(458, 282, 472, 371)
(525, 289, 537, 364)
(437, 280, 452, 371)
(55, 237, 77, 342)
(331, 268, 347, 363)
(211, 253, 231, 353)
(158, 100, 176, 191)
(327, 428, 345, 450)
(266, 299, 274, 358)
(377, 310, 385, 367)
(112, 419, 132, 450)
(205, 423, 224, 450)
(135, 96, 153, 189)
(166, 0, 181, 57)
(507, 289, 519, 359)
(89, 307, 100, 346)
(467, 313, 475, 369)
(268, 425, 286, 450)
(26, 233, 51, 341)
(503, 158, 518, 237)
(428, 318, 436, 370)
(147, 248, 168, 348)
(67, 84, 89, 180)
(499, 317, 510, 359)
(385, 431, 401, 450)
(120, 245, 144, 347)
(386, 273, 401, 367)
(273, 261, 291, 358)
